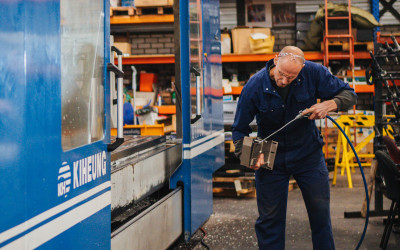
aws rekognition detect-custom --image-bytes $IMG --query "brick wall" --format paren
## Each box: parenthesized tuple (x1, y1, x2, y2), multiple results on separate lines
(271, 28, 296, 51)
(130, 33, 174, 55)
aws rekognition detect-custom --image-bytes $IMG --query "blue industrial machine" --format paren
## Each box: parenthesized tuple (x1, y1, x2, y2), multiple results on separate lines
(0, 0, 224, 249)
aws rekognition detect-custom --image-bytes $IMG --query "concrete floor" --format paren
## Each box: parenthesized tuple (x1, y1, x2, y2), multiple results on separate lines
(178, 168, 400, 249)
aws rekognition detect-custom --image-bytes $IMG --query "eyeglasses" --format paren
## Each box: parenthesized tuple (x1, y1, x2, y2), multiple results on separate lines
(276, 68, 298, 82)
(278, 52, 305, 64)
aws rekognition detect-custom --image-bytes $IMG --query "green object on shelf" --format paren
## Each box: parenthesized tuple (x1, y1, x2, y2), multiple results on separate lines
(124, 87, 132, 103)
(172, 91, 176, 104)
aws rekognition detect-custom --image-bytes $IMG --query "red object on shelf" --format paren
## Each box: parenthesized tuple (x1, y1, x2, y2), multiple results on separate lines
(354, 85, 374, 94)
(139, 73, 157, 92)
(223, 86, 243, 95)
(377, 32, 400, 44)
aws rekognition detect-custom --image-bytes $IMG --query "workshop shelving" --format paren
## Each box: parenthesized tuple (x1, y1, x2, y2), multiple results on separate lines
(116, 51, 372, 65)
(222, 84, 374, 95)
(117, 53, 374, 94)
(110, 14, 174, 24)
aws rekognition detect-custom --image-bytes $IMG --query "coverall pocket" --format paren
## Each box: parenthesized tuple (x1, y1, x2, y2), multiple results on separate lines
(258, 104, 283, 126)
(294, 88, 314, 110)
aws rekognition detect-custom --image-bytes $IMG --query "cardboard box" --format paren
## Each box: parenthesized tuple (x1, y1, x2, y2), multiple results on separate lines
(134, 0, 173, 7)
(113, 42, 131, 55)
(232, 27, 271, 54)
(160, 91, 172, 105)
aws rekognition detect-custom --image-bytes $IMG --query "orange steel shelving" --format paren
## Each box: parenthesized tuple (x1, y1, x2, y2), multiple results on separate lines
(110, 14, 174, 24)
(116, 52, 371, 65)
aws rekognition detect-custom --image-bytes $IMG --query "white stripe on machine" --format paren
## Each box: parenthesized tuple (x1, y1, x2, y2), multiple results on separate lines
(183, 129, 224, 148)
(0, 181, 110, 245)
(184, 133, 224, 159)
(3, 191, 111, 249)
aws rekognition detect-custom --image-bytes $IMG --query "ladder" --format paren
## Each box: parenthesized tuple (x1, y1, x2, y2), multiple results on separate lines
(323, 0, 354, 68)
(323, 0, 357, 158)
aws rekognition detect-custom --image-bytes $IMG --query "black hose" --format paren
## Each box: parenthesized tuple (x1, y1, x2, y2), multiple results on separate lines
(327, 116, 369, 250)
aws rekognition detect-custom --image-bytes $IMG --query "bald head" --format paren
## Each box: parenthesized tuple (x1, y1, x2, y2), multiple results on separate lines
(278, 46, 305, 65)
(281, 46, 304, 57)
(272, 46, 305, 87)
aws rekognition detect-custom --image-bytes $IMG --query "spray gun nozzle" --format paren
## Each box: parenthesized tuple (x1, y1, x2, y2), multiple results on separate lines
(295, 110, 310, 120)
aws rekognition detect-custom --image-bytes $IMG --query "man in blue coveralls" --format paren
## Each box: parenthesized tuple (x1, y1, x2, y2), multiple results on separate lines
(232, 46, 357, 249)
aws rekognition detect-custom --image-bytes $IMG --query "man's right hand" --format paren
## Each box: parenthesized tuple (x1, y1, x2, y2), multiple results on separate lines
(250, 153, 264, 170)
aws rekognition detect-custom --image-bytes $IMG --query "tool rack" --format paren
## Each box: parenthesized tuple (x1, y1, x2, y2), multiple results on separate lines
(345, 34, 400, 219)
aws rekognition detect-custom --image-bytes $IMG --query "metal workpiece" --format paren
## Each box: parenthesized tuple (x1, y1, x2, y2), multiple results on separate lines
(240, 137, 278, 169)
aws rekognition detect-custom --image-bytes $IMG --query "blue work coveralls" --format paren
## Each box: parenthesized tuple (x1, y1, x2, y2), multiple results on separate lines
(232, 59, 355, 250)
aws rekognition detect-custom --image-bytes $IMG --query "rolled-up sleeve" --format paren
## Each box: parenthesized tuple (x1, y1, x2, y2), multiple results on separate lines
(333, 89, 357, 111)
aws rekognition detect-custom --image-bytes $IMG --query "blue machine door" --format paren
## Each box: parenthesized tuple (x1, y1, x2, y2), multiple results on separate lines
(170, 0, 224, 240)
(0, 0, 111, 248)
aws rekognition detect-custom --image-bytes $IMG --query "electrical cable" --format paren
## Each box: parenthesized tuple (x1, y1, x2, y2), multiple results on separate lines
(199, 227, 210, 250)
(327, 115, 369, 250)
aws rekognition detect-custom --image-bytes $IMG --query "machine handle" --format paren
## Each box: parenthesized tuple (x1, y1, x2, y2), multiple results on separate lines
(190, 67, 202, 124)
(190, 66, 200, 76)
(107, 47, 124, 152)
(107, 63, 124, 78)
(111, 45, 123, 56)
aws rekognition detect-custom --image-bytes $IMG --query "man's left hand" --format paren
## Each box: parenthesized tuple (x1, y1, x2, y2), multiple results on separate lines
(302, 100, 338, 120)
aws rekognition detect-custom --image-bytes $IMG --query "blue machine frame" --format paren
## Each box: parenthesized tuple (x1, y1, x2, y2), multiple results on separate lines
(0, 0, 224, 248)
(0, 0, 112, 248)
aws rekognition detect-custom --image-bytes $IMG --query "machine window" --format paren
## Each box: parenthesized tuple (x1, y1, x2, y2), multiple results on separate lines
(60, 0, 105, 151)
(189, 0, 203, 119)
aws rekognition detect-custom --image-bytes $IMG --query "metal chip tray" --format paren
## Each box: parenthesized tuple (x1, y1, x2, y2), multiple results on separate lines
(110, 135, 166, 162)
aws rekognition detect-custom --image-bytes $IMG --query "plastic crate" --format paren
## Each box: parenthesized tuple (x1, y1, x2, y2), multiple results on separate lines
(121, 0, 135, 7)
(223, 101, 256, 126)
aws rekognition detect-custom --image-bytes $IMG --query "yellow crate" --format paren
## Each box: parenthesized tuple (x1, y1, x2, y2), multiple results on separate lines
(111, 124, 164, 136)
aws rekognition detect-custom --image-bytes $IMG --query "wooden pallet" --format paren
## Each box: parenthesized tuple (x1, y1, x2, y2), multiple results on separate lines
(225, 140, 235, 153)
(213, 176, 256, 197)
(157, 114, 176, 134)
(135, 5, 173, 15)
(288, 179, 297, 192)
(110, 7, 135, 16)
(213, 188, 256, 198)
(213, 177, 297, 197)
(322, 41, 374, 52)
(135, 0, 173, 7)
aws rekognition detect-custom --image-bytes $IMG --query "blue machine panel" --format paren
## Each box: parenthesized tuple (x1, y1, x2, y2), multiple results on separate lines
(0, 0, 225, 247)
(170, 0, 225, 240)
(0, 0, 112, 248)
